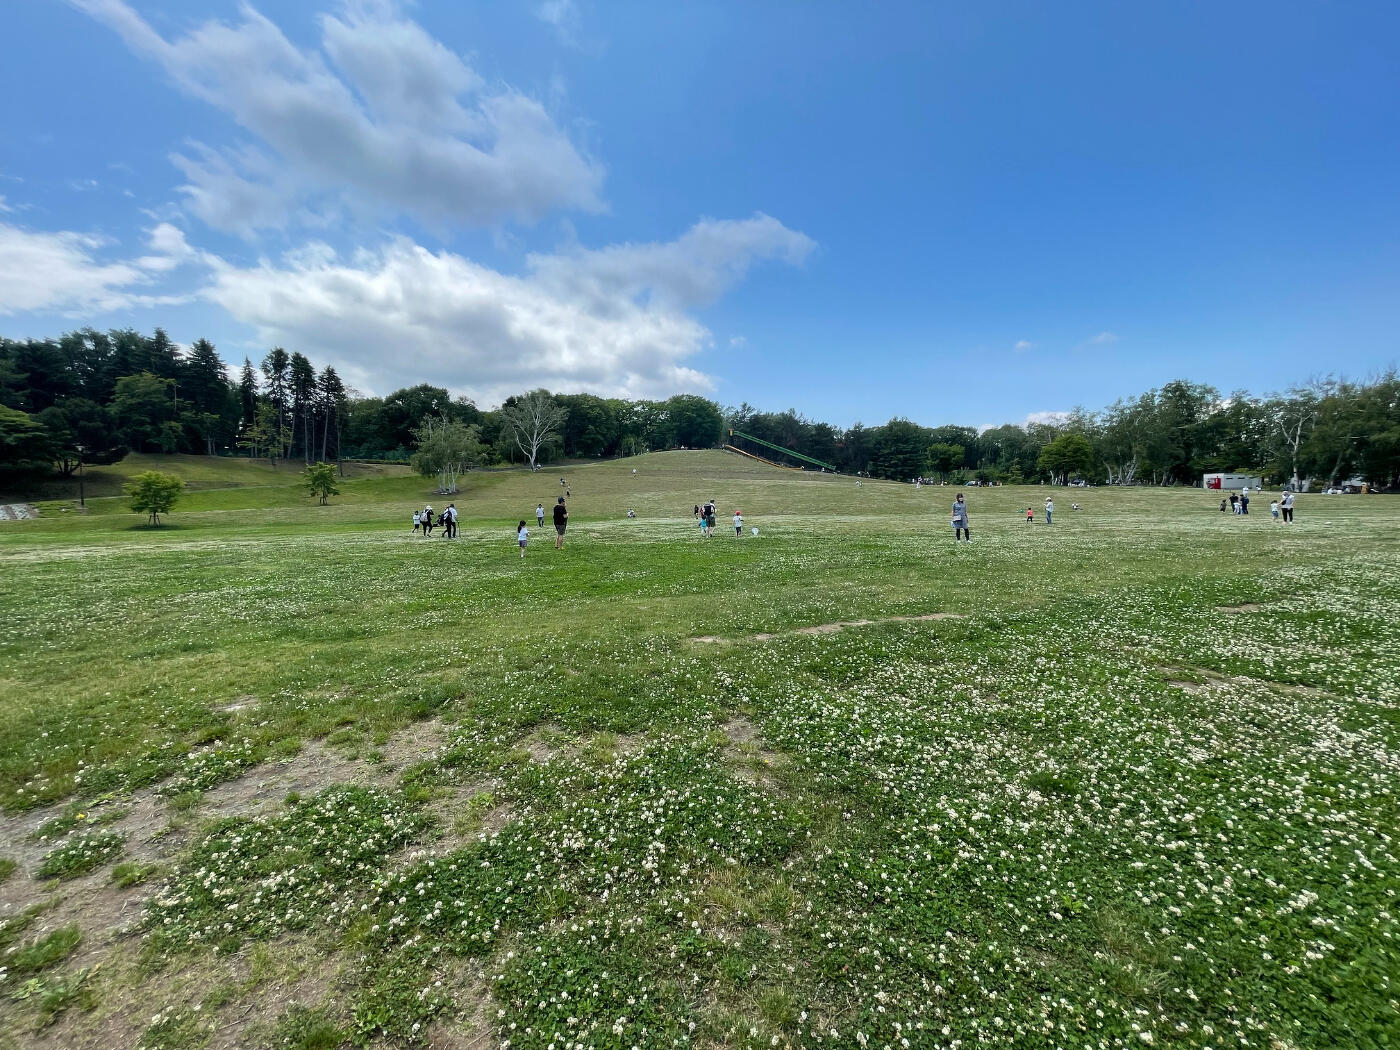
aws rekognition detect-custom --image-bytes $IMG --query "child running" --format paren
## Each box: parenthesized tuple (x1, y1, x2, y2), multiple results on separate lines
(1026, 506, 1034, 524)
(733, 509, 744, 536)
(517, 520, 529, 558)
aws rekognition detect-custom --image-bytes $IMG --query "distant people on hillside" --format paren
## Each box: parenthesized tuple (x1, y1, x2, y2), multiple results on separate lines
(553, 496, 568, 549)
(517, 520, 529, 557)
(952, 493, 970, 543)
(627, 509, 637, 518)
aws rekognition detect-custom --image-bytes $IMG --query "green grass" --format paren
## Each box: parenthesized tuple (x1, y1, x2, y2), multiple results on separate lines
(0, 451, 1396, 1048)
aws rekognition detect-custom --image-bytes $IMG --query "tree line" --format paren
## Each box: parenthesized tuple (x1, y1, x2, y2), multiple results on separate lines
(1, 328, 1396, 490)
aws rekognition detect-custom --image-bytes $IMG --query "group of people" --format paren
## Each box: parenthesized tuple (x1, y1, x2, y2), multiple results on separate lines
(412, 503, 458, 538)
(1219, 488, 1296, 521)
(518, 497, 569, 555)
(694, 499, 747, 537)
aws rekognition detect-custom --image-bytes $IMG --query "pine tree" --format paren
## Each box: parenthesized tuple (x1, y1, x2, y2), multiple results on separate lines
(239, 358, 259, 432)
(289, 352, 316, 463)
(261, 348, 290, 460)
(317, 366, 346, 466)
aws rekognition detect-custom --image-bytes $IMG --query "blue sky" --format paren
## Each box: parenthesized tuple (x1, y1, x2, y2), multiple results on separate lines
(1, 1, 1396, 428)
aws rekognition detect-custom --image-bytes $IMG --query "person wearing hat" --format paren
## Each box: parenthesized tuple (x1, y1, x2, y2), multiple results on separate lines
(553, 495, 568, 549)
(1044, 496, 1054, 525)
(423, 504, 434, 536)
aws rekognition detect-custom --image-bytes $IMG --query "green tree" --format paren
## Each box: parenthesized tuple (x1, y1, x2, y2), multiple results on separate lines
(412, 417, 485, 493)
(124, 470, 184, 526)
(665, 395, 724, 449)
(35, 398, 125, 475)
(1037, 432, 1094, 484)
(925, 442, 965, 480)
(112, 372, 179, 452)
(0, 405, 58, 476)
(868, 419, 930, 480)
(304, 462, 341, 505)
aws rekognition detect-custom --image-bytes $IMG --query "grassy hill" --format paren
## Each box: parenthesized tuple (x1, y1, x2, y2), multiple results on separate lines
(1, 452, 413, 504)
(0, 449, 1396, 1048)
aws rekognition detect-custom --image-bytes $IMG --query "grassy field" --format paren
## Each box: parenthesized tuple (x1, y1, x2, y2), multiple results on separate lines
(0, 451, 1396, 1050)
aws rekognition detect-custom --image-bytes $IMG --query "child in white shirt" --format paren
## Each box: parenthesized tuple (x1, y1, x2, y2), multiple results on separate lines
(517, 521, 529, 557)
(733, 511, 744, 536)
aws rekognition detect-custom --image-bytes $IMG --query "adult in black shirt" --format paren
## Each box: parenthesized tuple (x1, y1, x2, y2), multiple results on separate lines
(553, 496, 568, 549)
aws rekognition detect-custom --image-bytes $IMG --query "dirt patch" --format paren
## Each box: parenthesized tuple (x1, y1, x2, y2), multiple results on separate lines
(201, 718, 446, 819)
(721, 717, 759, 746)
(1217, 603, 1264, 613)
(719, 717, 786, 791)
(517, 724, 569, 764)
(218, 695, 257, 714)
(23, 932, 342, 1050)
(0, 503, 38, 521)
(411, 959, 495, 1050)
(694, 611, 964, 643)
(1165, 678, 1218, 696)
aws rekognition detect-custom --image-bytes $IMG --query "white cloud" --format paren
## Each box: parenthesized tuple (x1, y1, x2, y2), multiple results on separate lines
(0, 221, 192, 316)
(73, 0, 605, 234)
(1013, 339, 1034, 352)
(535, 0, 581, 45)
(198, 214, 814, 404)
(0, 196, 9, 213)
(1087, 331, 1118, 345)
(1024, 410, 1069, 427)
(729, 335, 747, 348)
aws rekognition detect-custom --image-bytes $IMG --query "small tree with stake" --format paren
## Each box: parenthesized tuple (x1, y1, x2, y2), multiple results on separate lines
(125, 470, 184, 526)
(304, 462, 340, 505)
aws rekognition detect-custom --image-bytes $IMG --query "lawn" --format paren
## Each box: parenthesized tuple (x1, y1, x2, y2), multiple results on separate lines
(0, 452, 1395, 1049)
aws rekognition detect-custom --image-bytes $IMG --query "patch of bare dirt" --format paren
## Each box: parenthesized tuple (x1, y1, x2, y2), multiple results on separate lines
(694, 611, 965, 643)
(518, 724, 569, 764)
(201, 717, 446, 819)
(719, 717, 786, 791)
(23, 932, 342, 1050)
(409, 959, 494, 1050)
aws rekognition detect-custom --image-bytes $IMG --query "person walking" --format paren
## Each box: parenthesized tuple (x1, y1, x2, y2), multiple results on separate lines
(1044, 496, 1054, 525)
(733, 509, 744, 536)
(423, 505, 434, 535)
(952, 492, 970, 542)
(536, 503, 545, 529)
(444, 503, 457, 538)
(553, 496, 568, 549)
(1229, 493, 1239, 514)
(1240, 491, 1250, 515)
(1270, 498, 1280, 521)
(1282, 490, 1295, 523)
(706, 500, 717, 537)
(413, 509, 421, 534)
(1026, 506, 1034, 524)
(517, 520, 529, 558)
